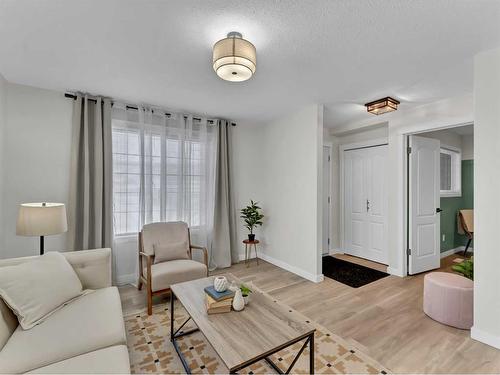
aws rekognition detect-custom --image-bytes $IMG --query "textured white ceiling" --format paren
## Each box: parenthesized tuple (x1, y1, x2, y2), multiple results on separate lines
(0, 0, 499, 127)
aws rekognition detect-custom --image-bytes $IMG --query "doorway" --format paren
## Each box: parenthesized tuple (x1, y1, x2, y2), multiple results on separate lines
(406, 124, 474, 274)
(342, 143, 389, 265)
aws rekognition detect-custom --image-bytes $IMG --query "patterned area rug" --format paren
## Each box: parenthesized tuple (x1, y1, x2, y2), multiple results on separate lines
(124, 296, 390, 374)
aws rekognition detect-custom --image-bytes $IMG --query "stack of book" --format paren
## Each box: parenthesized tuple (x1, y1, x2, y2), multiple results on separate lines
(204, 285, 234, 314)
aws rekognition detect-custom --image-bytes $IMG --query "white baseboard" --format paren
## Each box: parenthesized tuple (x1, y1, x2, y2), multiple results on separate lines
(471, 327, 500, 349)
(257, 252, 324, 283)
(440, 246, 474, 258)
(387, 267, 405, 277)
(328, 248, 344, 255)
(115, 273, 137, 286)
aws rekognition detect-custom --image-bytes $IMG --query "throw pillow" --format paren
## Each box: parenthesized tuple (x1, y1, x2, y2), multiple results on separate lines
(153, 241, 189, 263)
(0, 252, 83, 329)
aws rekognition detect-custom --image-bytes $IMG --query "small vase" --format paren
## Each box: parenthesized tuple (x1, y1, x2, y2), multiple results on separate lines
(213, 276, 228, 292)
(243, 294, 250, 305)
(232, 289, 245, 311)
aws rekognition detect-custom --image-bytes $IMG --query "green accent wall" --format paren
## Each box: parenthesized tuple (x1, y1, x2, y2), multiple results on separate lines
(440, 159, 474, 252)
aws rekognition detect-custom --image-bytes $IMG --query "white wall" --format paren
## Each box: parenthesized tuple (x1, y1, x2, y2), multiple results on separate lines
(0, 74, 7, 247)
(461, 134, 474, 160)
(231, 123, 266, 259)
(0, 83, 72, 259)
(259, 105, 324, 281)
(471, 48, 500, 349)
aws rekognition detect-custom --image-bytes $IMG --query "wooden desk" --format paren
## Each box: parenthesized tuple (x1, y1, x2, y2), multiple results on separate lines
(170, 275, 315, 374)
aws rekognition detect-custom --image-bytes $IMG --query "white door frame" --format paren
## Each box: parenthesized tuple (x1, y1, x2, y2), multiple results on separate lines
(339, 137, 388, 254)
(402, 122, 474, 275)
(323, 143, 333, 255)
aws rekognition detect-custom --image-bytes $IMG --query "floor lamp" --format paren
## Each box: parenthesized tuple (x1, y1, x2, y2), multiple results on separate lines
(16, 202, 68, 255)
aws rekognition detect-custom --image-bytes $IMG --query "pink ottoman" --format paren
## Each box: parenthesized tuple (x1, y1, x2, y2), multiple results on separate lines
(423, 272, 473, 329)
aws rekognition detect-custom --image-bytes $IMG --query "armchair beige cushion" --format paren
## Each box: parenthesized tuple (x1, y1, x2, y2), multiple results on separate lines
(151, 259, 208, 292)
(142, 222, 190, 262)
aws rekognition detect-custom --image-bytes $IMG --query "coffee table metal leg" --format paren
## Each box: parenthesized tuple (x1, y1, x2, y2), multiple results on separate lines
(170, 292, 200, 374)
(170, 292, 174, 341)
(309, 331, 315, 374)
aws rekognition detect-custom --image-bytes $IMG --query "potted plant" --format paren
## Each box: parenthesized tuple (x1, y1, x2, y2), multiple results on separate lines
(240, 200, 264, 242)
(240, 284, 252, 305)
(452, 257, 473, 280)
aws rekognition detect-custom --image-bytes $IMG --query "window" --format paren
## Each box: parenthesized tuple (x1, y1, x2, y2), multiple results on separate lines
(440, 146, 461, 197)
(111, 107, 216, 237)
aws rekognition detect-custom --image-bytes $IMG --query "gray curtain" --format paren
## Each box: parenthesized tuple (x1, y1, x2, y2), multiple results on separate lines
(67, 95, 113, 250)
(211, 120, 238, 268)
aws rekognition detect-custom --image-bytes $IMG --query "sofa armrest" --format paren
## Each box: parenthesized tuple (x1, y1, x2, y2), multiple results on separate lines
(63, 248, 112, 289)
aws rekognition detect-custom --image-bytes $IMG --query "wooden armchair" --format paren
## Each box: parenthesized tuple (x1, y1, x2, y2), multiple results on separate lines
(458, 209, 474, 257)
(137, 221, 208, 315)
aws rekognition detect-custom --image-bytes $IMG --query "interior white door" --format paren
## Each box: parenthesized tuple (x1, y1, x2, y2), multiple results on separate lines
(408, 135, 441, 274)
(343, 145, 388, 264)
(322, 146, 331, 255)
(365, 146, 389, 264)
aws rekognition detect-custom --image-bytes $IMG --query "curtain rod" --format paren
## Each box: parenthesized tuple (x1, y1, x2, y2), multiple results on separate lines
(64, 93, 236, 126)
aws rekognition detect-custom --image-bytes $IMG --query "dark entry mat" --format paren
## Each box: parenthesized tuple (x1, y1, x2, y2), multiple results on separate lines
(322, 256, 389, 288)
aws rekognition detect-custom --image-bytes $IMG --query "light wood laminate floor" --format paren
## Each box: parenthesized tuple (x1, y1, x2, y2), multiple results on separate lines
(119, 254, 500, 373)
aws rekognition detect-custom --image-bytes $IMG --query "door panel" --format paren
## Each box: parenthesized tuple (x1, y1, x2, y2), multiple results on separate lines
(343, 145, 388, 264)
(409, 135, 441, 274)
(365, 146, 388, 263)
(344, 150, 366, 257)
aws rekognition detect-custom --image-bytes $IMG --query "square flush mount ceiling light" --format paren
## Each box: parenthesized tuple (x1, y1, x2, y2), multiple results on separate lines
(365, 97, 400, 115)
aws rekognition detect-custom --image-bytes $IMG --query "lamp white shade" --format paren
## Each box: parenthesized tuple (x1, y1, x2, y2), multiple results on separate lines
(16, 203, 68, 236)
(213, 32, 256, 82)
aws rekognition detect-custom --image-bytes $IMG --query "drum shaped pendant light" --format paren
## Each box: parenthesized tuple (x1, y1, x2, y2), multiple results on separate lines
(213, 32, 256, 82)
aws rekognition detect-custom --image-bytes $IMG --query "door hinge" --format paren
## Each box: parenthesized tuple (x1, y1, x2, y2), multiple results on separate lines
(407, 248, 412, 256)
(328, 238, 330, 245)
(407, 146, 412, 154)
(328, 196, 330, 204)
(328, 155, 331, 162)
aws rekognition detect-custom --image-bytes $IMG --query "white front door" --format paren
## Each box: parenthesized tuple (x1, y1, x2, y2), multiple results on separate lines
(408, 135, 441, 274)
(343, 145, 388, 264)
(322, 146, 331, 255)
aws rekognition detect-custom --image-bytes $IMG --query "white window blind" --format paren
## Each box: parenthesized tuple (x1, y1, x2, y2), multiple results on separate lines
(111, 104, 217, 241)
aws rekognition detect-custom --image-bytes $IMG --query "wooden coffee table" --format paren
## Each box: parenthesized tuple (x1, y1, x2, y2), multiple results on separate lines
(170, 275, 315, 374)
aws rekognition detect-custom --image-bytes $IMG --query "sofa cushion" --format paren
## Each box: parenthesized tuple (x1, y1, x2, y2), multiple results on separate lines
(0, 252, 83, 329)
(27, 345, 130, 374)
(0, 287, 126, 374)
(151, 259, 207, 292)
(0, 299, 17, 351)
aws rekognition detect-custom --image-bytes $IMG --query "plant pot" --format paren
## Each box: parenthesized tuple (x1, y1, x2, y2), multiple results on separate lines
(243, 294, 250, 305)
(248, 234, 255, 242)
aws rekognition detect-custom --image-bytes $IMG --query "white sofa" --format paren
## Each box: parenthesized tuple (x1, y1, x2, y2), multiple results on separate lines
(0, 248, 130, 374)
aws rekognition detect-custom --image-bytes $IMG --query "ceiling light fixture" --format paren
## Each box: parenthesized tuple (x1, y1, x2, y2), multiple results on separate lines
(213, 32, 256, 82)
(365, 97, 400, 115)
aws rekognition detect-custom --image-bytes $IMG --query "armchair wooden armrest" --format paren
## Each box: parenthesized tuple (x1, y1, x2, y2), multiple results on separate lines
(190, 245, 208, 272)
